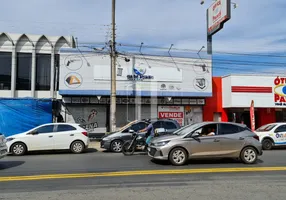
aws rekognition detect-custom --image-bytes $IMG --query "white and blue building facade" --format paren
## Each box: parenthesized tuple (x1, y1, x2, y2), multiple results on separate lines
(0, 32, 75, 136)
(59, 52, 213, 134)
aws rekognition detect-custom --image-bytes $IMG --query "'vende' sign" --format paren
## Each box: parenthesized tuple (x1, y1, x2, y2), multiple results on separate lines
(158, 112, 183, 118)
(158, 106, 184, 126)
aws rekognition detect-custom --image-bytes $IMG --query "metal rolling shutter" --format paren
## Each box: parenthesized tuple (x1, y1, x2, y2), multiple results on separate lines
(116, 105, 135, 127)
(66, 105, 106, 133)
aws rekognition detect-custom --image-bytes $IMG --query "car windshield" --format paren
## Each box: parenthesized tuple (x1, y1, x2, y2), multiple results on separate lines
(256, 124, 277, 132)
(118, 120, 138, 132)
(173, 123, 202, 136)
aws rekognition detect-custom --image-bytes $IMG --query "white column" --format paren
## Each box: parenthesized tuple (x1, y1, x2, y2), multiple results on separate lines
(31, 48, 36, 97)
(10, 47, 16, 97)
(133, 56, 142, 120)
(50, 48, 55, 98)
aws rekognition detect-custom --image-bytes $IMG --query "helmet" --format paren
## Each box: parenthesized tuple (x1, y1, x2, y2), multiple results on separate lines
(144, 118, 151, 123)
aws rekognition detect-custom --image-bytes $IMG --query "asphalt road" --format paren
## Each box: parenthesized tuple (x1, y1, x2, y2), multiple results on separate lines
(1, 148, 286, 176)
(1, 149, 286, 200)
(1, 172, 286, 200)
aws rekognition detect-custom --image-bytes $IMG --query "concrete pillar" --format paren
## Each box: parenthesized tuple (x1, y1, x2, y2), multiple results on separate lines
(31, 48, 36, 97)
(10, 47, 16, 97)
(50, 48, 55, 98)
(132, 56, 142, 120)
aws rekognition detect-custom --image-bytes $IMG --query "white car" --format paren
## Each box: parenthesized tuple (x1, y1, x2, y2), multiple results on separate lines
(6, 123, 90, 156)
(0, 133, 8, 159)
(255, 122, 286, 150)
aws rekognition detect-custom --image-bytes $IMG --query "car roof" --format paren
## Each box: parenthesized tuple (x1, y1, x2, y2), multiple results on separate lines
(261, 122, 286, 126)
(196, 121, 247, 127)
(39, 123, 80, 126)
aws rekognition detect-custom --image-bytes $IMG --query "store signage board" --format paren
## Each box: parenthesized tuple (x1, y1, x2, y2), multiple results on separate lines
(158, 106, 184, 126)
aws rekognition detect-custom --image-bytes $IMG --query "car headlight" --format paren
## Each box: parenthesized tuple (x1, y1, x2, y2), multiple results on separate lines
(102, 137, 110, 141)
(6, 138, 14, 142)
(154, 141, 170, 147)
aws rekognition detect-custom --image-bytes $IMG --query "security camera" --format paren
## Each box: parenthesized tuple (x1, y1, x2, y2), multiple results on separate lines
(124, 57, 130, 62)
(200, 0, 204, 5)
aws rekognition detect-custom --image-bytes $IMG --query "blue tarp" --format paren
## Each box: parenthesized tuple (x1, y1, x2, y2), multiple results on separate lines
(0, 98, 53, 137)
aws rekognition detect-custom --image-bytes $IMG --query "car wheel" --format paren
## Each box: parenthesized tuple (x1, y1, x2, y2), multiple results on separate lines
(70, 141, 85, 154)
(11, 142, 27, 156)
(240, 147, 258, 164)
(262, 139, 273, 150)
(111, 140, 123, 153)
(169, 147, 188, 166)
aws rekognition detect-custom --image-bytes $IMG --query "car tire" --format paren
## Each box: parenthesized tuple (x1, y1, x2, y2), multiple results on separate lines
(70, 141, 85, 154)
(240, 147, 258, 164)
(111, 140, 123, 153)
(11, 142, 27, 156)
(262, 139, 273, 150)
(169, 147, 188, 166)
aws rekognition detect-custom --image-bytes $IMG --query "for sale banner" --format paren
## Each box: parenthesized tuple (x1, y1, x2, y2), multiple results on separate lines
(250, 100, 255, 131)
(158, 106, 184, 126)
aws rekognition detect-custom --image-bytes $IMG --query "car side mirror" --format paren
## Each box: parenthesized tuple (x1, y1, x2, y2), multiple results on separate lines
(192, 132, 200, 138)
(274, 129, 281, 133)
(155, 128, 166, 134)
(30, 130, 38, 135)
(129, 129, 135, 133)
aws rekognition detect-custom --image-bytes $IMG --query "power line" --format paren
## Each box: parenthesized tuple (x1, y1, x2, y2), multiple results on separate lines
(117, 43, 286, 58)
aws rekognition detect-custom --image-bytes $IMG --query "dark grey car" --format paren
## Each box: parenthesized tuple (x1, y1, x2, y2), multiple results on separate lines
(100, 119, 181, 152)
(148, 122, 263, 166)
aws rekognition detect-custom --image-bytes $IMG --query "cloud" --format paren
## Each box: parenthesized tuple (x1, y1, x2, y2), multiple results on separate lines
(0, 0, 285, 54)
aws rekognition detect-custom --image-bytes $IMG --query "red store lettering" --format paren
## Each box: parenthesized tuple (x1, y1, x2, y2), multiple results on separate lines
(275, 94, 286, 103)
(274, 76, 286, 85)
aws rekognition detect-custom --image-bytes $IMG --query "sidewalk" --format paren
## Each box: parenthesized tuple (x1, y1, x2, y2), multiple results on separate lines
(88, 141, 104, 152)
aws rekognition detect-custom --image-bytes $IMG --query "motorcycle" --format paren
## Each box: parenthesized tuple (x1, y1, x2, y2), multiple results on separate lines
(122, 130, 147, 156)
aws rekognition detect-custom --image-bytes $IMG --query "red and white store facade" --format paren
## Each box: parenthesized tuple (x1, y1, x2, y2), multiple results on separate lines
(203, 75, 286, 129)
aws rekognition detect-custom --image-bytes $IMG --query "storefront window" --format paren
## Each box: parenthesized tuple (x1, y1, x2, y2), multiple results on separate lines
(16, 53, 32, 90)
(36, 54, 51, 90)
(0, 52, 12, 90)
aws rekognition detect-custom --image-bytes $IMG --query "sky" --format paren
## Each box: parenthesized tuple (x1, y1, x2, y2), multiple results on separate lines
(1, 0, 286, 76)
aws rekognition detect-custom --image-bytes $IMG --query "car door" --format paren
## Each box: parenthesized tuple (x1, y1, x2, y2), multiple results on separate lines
(53, 124, 78, 150)
(26, 125, 55, 151)
(273, 125, 286, 145)
(183, 123, 223, 157)
(216, 123, 246, 155)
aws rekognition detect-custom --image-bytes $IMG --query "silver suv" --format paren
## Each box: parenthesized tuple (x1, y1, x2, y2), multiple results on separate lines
(0, 133, 8, 159)
(148, 122, 263, 166)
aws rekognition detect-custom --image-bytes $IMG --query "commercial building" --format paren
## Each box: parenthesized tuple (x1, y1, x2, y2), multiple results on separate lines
(59, 52, 213, 134)
(0, 32, 75, 135)
(204, 75, 286, 129)
(0, 32, 75, 98)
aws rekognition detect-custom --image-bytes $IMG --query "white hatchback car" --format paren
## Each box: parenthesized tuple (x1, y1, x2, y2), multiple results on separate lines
(0, 133, 8, 159)
(255, 122, 286, 150)
(6, 123, 90, 156)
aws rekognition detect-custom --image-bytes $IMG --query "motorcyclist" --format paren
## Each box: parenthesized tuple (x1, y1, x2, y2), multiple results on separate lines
(139, 119, 154, 146)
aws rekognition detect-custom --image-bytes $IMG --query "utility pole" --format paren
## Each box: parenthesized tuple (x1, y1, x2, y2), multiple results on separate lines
(110, 0, 117, 132)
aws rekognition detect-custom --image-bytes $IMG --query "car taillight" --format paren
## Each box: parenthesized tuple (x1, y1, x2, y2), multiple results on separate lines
(82, 132, 88, 137)
(253, 135, 259, 141)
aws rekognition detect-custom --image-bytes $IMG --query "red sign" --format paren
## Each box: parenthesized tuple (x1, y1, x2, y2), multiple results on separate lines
(158, 112, 183, 119)
(158, 106, 184, 126)
(250, 100, 255, 131)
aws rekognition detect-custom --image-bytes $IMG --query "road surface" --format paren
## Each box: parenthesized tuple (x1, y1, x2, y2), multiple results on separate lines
(1, 148, 286, 200)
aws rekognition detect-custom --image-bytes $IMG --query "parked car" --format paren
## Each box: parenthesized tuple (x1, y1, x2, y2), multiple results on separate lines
(6, 123, 90, 156)
(147, 122, 262, 166)
(101, 119, 181, 152)
(0, 133, 8, 159)
(254, 122, 286, 150)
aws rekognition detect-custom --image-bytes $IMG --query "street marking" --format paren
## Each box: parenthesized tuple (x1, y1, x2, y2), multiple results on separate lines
(1, 167, 286, 182)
